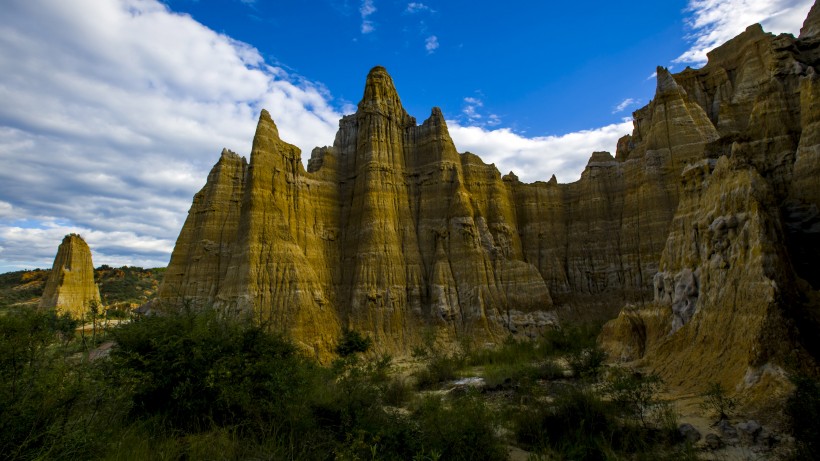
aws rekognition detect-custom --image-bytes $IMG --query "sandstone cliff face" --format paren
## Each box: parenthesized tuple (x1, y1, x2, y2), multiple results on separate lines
(39, 234, 101, 319)
(161, 67, 555, 357)
(601, 7, 820, 401)
(162, 5, 820, 377)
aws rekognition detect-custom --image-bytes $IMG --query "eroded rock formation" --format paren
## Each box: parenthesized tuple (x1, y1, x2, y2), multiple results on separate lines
(39, 234, 101, 319)
(601, 6, 820, 403)
(162, 4, 820, 385)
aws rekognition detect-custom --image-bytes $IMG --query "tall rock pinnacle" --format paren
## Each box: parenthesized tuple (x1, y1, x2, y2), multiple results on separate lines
(39, 234, 101, 319)
(358, 66, 412, 123)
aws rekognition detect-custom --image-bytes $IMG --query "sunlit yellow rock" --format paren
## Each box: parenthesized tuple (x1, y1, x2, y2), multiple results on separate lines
(39, 234, 101, 319)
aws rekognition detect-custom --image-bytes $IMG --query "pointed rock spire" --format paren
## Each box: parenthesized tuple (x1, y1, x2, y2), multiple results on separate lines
(655, 66, 683, 97)
(801, 0, 820, 38)
(358, 66, 411, 122)
(39, 234, 101, 319)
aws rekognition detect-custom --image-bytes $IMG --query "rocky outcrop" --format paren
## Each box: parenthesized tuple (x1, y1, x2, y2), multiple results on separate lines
(162, 4, 820, 379)
(161, 67, 555, 357)
(601, 4, 820, 402)
(39, 234, 101, 319)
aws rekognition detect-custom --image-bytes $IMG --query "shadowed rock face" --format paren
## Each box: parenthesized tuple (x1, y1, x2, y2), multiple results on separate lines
(39, 234, 101, 319)
(162, 4, 820, 376)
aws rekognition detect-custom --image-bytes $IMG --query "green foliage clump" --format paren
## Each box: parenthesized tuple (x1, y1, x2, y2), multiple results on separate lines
(786, 374, 820, 459)
(0, 308, 107, 460)
(514, 385, 620, 460)
(0, 270, 48, 307)
(540, 324, 601, 355)
(336, 329, 373, 357)
(108, 308, 314, 434)
(96, 265, 165, 307)
(604, 369, 666, 429)
(699, 382, 736, 423)
(412, 343, 467, 389)
(567, 346, 607, 380)
(411, 394, 507, 461)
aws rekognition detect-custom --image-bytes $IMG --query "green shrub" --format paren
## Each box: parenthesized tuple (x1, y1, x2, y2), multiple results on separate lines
(567, 346, 607, 380)
(412, 394, 506, 461)
(0, 309, 104, 460)
(540, 324, 601, 355)
(413, 351, 465, 389)
(108, 308, 318, 435)
(336, 329, 373, 357)
(514, 385, 618, 460)
(786, 374, 820, 459)
(699, 382, 736, 423)
(605, 369, 664, 428)
(467, 335, 540, 366)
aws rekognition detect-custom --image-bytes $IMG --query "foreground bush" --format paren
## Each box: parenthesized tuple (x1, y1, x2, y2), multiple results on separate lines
(108, 309, 319, 436)
(0, 309, 108, 460)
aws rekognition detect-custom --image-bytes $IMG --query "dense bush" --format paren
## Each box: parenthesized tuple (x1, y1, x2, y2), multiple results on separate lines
(567, 346, 607, 380)
(0, 309, 106, 460)
(786, 374, 820, 459)
(605, 369, 664, 428)
(514, 385, 619, 460)
(107, 309, 318, 435)
(335, 329, 373, 357)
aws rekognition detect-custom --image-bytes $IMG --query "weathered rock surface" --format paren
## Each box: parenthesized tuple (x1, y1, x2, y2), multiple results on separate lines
(39, 234, 101, 319)
(162, 4, 820, 382)
(601, 2, 820, 405)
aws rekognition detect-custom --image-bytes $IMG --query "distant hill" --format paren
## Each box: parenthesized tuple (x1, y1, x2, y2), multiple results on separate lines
(0, 265, 165, 310)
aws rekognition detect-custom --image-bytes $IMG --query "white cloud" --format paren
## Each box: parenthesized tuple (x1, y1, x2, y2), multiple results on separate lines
(425, 35, 439, 53)
(676, 0, 814, 65)
(360, 0, 376, 34)
(448, 120, 633, 184)
(406, 2, 434, 13)
(462, 96, 483, 120)
(0, 0, 342, 271)
(0, 0, 636, 274)
(612, 98, 638, 114)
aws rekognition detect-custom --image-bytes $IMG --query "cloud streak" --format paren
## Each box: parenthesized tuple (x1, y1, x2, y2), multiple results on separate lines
(406, 2, 434, 14)
(676, 0, 814, 65)
(612, 98, 639, 113)
(0, 0, 342, 271)
(360, 0, 376, 33)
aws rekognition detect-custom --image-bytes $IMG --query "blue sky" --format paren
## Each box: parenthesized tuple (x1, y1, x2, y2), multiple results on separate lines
(0, 0, 814, 273)
(164, 0, 688, 134)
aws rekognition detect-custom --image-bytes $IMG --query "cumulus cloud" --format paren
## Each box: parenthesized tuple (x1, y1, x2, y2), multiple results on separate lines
(459, 96, 505, 128)
(448, 120, 633, 184)
(0, 0, 342, 271)
(612, 98, 639, 114)
(360, 0, 376, 33)
(406, 2, 434, 13)
(462, 96, 484, 120)
(676, 0, 814, 65)
(425, 35, 439, 53)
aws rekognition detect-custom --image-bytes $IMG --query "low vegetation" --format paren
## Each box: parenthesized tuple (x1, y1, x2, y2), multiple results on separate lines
(0, 266, 164, 310)
(2, 306, 818, 460)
